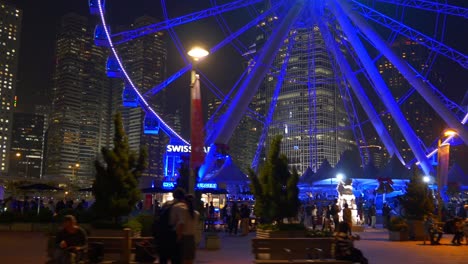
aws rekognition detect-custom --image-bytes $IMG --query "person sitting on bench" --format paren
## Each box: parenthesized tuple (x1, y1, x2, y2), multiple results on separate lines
(335, 222, 368, 264)
(53, 215, 88, 264)
(424, 213, 443, 245)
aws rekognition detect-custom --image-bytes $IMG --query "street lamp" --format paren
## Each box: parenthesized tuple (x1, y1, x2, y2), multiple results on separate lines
(336, 173, 345, 182)
(436, 128, 458, 219)
(423, 176, 430, 183)
(187, 46, 209, 195)
(69, 163, 80, 181)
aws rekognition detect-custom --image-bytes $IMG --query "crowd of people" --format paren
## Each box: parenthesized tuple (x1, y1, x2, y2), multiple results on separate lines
(0, 196, 89, 215)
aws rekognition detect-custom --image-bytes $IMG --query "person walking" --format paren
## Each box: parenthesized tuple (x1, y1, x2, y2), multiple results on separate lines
(343, 203, 353, 235)
(229, 202, 239, 235)
(304, 203, 312, 229)
(176, 194, 200, 264)
(382, 203, 391, 228)
(311, 204, 318, 230)
(331, 200, 340, 231)
(369, 204, 377, 228)
(321, 205, 330, 231)
(452, 217, 464, 245)
(240, 204, 251, 236)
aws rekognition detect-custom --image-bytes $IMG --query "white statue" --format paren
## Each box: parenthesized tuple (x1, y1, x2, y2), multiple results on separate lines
(336, 178, 358, 224)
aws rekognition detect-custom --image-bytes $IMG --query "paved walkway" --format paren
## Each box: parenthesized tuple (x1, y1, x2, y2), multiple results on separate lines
(1, 228, 467, 264)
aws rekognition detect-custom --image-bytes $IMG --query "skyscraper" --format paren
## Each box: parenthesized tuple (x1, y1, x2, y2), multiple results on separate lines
(117, 16, 168, 178)
(378, 38, 442, 162)
(46, 13, 112, 184)
(264, 27, 355, 174)
(9, 112, 45, 178)
(0, 2, 21, 175)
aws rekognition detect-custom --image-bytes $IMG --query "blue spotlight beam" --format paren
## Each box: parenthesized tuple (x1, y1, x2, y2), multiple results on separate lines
(251, 31, 297, 171)
(316, 17, 404, 165)
(375, 0, 468, 19)
(350, 0, 468, 69)
(330, 0, 433, 175)
(207, 0, 306, 145)
(144, 2, 283, 97)
(338, 0, 468, 147)
(111, 0, 262, 44)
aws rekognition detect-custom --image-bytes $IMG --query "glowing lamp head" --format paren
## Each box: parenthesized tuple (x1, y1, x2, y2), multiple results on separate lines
(15, 153, 21, 157)
(336, 173, 345, 181)
(423, 176, 430, 183)
(75, 163, 80, 168)
(443, 129, 457, 138)
(188, 47, 209, 61)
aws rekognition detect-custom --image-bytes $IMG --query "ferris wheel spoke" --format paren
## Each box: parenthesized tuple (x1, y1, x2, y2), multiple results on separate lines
(337, 0, 468, 147)
(161, 0, 189, 63)
(251, 30, 297, 171)
(143, 2, 283, 98)
(374, 0, 468, 19)
(349, 0, 468, 69)
(316, 17, 404, 166)
(211, 0, 251, 57)
(331, 0, 434, 174)
(197, 70, 264, 123)
(111, 0, 263, 45)
(145, 65, 192, 97)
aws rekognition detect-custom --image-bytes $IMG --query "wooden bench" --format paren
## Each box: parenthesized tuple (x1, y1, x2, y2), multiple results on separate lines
(49, 228, 155, 263)
(252, 238, 352, 264)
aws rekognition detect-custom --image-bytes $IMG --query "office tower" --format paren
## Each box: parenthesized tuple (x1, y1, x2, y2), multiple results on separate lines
(0, 2, 21, 175)
(378, 38, 441, 161)
(46, 13, 112, 184)
(117, 16, 168, 178)
(264, 27, 355, 175)
(9, 113, 45, 178)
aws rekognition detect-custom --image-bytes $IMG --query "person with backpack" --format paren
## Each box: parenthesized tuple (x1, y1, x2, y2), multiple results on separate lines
(153, 188, 186, 264)
(178, 194, 200, 264)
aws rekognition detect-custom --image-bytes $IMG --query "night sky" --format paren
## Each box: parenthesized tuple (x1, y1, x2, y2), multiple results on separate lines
(10, 0, 468, 119)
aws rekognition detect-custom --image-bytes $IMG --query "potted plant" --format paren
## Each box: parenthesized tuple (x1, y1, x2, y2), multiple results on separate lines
(248, 135, 301, 238)
(398, 166, 434, 240)
(388, 216, 409, 241)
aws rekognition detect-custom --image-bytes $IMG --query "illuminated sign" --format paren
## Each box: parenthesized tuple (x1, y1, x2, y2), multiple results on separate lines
(197, 183, 217, 189)
(166, 145, 210, 154)
(162, 182, 176, 189)
(161, 182, 218, 190)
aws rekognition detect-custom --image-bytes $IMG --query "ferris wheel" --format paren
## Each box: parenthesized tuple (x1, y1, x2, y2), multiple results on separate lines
(89, 0, 468, 179)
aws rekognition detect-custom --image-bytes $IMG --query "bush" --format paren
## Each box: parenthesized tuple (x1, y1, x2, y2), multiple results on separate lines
(388, 216, 408, 232)
(306, 229, 334, 238)
(123, 218, 142, 232)
(258, 223, 306, 231)
(136, 214, 154, 236)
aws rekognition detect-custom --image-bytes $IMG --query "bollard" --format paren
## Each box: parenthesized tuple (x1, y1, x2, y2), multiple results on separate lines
(121, 228, 132, 264)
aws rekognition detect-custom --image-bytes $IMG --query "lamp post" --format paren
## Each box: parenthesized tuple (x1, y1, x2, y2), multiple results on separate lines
(187, 47, 209, 195)
(436, 128, 458, 219)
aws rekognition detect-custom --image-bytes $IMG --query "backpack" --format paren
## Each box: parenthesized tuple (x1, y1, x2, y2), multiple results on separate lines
(153, 202, 177, 249)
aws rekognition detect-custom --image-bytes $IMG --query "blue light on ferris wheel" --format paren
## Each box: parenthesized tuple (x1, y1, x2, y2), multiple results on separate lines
(89, 0, 105, 16)
(94, 25, 109, 47)
(122, 84, 139, 108)
(106, 56, 123, 78)
(144, 113, 160, 135)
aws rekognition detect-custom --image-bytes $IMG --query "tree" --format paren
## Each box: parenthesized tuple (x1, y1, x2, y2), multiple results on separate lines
(248, 135, 300, 224)
(399, 165, 434, 220)
(92, 112, 147, 221)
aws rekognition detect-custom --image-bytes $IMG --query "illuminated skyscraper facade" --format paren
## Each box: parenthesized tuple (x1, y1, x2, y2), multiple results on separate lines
(46, 13, 112, 184)
(118, 16, 168, 178)
(378, 38, 441, 162)
(0, 2, 21, 175)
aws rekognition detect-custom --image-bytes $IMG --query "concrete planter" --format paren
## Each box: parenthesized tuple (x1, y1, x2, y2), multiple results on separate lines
(253, 237, 335, 260)
(256, 228, 305, 238)
(388, 230, 409, 241)
(0, 224, 11, 231)
(205, 233, 221, 250)
(11, 223, 33, 231)
(407, 220, 425, 240)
